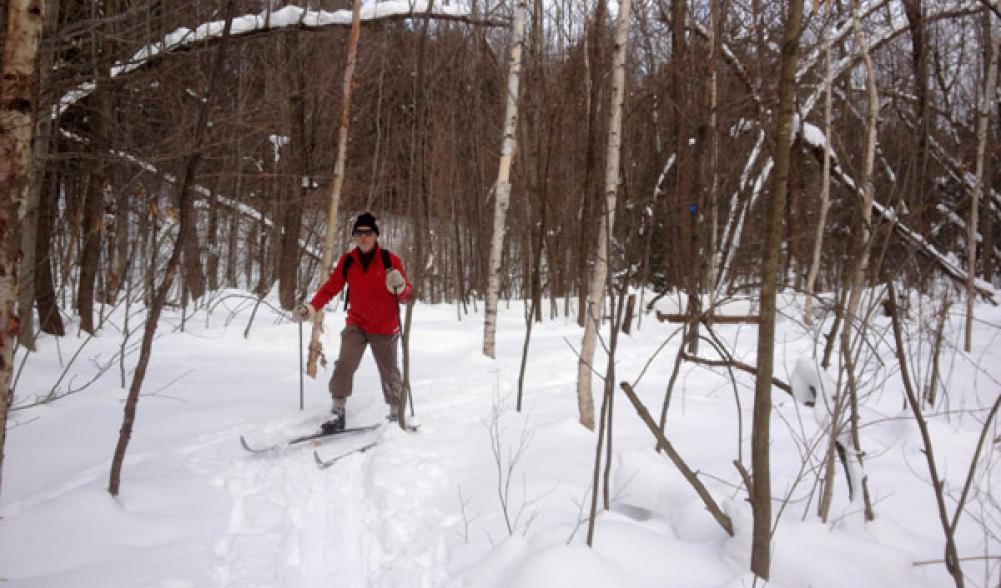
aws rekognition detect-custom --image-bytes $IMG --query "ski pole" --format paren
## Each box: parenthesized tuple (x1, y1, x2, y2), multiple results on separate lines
(298, 318, 304, 411)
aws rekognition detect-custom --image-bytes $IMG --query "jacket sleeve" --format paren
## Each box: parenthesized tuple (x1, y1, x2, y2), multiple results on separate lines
(309, 254, 349, 309)
(390, 253, 414, 303)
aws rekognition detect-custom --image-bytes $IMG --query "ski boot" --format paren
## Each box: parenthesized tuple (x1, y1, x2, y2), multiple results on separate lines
(321, 405, 346, 434)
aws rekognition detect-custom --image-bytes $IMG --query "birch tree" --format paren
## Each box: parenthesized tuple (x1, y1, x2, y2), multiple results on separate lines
(966, 12, 998, 352)
(483, 0, 527, 359)
(576, 0, 632, 430)
(306, 0, 364, 376)
(0, 0, 46, 497)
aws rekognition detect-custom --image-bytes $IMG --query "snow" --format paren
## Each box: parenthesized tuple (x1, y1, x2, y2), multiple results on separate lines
(3, 290, 1001, 586)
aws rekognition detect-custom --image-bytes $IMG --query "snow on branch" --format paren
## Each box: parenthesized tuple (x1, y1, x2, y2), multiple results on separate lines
(799, 122, 997, 303)
(57, 2, 501, 117)
(59, 128, 322, 261)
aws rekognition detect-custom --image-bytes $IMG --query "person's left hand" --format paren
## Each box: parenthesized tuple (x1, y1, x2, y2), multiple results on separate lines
(386, 269, 406, 296)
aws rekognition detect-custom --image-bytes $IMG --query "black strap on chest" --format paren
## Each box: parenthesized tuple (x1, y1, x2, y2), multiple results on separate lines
(342, 248, 393, 309)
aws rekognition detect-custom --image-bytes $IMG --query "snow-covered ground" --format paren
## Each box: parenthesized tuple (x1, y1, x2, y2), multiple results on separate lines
(2, 289, 999, 587)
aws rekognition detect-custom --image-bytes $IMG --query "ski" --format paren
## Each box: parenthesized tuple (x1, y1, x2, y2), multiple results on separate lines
(239, 423, 383, 454)
(313, 441, 379, 469)
(312, 423, 420, 468)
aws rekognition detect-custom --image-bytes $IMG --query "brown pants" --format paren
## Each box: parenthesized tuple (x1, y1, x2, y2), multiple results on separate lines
(329, 324, 402, 406)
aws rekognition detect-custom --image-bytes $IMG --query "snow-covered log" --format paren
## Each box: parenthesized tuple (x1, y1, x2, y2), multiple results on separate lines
(799, 123, 997, 303)
(57, 2, 500, 117)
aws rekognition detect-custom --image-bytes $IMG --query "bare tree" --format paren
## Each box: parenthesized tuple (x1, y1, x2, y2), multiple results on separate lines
(750, 0, 805, 579)
(965, 12, 998, 351)
(109, 3, 235, 497)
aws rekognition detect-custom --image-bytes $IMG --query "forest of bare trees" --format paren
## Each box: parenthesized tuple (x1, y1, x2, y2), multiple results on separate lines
(2, 0, 1000, 583)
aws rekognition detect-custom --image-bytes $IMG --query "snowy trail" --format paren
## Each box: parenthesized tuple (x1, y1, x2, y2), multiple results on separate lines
(212, 429, 369, 587)
(210, 414, 456, 588)
(6, 297, 1001, 587)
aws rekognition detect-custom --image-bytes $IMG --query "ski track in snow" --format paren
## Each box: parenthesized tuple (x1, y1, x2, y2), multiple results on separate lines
(210, 420, 454, 588)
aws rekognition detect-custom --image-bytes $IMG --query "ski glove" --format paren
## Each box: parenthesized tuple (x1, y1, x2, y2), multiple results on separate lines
(385, 269, 406, 296)
(292, 303, 315, 322)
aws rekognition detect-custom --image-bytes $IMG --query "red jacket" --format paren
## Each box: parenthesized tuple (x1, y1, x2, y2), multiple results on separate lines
(309, 245, 412, 335)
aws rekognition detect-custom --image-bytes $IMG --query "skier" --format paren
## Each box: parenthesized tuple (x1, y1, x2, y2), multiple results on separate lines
(293, 212, 412, 433)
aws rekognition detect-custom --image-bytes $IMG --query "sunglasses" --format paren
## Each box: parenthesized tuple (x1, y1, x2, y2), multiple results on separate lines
(353, 228, 375, 237)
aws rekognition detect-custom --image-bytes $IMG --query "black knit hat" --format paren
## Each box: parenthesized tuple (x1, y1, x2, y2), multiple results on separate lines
(352, 212, 379, 235)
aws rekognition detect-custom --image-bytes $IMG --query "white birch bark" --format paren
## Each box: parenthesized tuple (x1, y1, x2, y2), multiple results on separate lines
(966, 16, 999, 352)
(576, 0, 632, 430)
(0, 0, 47, 497)
(306, 0, 363, 377)
(804, 24, 834, 325)
(482, 0, 527, 359)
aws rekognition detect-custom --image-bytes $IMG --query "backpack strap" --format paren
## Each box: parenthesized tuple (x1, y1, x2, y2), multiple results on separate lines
(341, 249, 394, 310)
(341, 254, 354, 310)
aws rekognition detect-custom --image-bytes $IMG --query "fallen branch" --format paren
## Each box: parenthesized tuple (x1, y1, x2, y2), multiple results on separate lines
(679, 353, 793, 396)
(655, 311, 760, 324)
(620, 382, 734, 536)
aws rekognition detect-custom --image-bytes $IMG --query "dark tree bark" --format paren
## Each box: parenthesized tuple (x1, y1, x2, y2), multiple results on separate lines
(206, 186, 220, 292)
(279, 33, 308, 310)
(34, 171, 63, 336)
(576, 0, 606, 327)
(750, 0, 804, 579)
(180, 173, 206, 300)
(902, 0, 931, 233)
(77, 92, 109, 335)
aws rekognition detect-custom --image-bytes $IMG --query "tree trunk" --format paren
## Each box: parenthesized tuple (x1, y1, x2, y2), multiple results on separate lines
(34, 171, 62, 336)
(576, 0, 607, 329)
(902, 0, 931, 235)
(181, 197, 206, 300)
(750, 0, 804, 579)
(577, 0, 632, 430)
(841, 0, 879, 522)
(306, 0, 363, 377)
(0, 0, 47, 499)
(77, 92, 109, 335)
(16, 0, 58, 349)
(482, 0, 527, 359)
(206, 187, 220, 291)
(966, 13, 998, 351)
(804, 22, 834, 325)
(279, 33, 307, 311)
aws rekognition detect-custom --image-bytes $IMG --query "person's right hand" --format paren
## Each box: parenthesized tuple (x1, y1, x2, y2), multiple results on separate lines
(386, 269, 406, 296)
(292, 303, 315, 322)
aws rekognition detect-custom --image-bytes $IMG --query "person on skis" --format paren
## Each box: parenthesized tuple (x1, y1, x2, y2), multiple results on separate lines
(292, 212, 412, 433)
